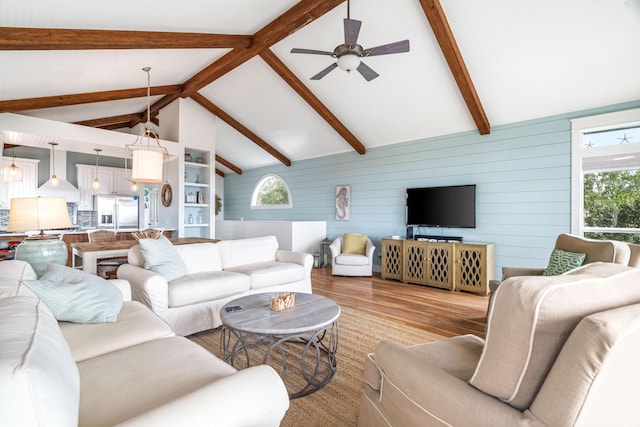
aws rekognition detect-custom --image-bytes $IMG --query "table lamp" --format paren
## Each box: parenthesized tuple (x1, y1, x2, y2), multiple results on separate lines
(7, 197, 72, 278)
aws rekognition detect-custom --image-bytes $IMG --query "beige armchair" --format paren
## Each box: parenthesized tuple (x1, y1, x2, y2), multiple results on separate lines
(359, 262, 640, 426)
(487, 233, 636, 314)
(329, 234, 375, 276)
(501, 233, 632, 281)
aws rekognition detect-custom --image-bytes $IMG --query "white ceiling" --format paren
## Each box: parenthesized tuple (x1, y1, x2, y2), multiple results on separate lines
(1, 0, 640, 174)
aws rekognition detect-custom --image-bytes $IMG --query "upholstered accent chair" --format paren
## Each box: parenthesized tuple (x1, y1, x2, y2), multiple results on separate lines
(359, 262, 640, 426)
(487, 233, 636, 315)
(329, 234, 375, 276)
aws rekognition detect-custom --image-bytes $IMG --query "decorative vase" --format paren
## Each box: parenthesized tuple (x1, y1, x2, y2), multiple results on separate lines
(15, 237, 68, 278)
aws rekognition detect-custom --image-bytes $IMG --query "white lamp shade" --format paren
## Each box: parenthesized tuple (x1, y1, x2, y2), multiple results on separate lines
(132, 149, 163, 183)
(337, 54, 361, 72)
(7, 197, 72, 232)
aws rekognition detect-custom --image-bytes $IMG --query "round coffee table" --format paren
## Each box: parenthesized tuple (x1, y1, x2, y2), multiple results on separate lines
(220, 292, 340, 398)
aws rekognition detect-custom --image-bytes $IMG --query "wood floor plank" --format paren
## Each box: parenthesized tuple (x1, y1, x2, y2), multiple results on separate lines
(311, 267, 488, 339)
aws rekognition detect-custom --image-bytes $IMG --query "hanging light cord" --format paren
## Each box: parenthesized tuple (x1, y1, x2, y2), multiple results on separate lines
(144, 66, 152, 133)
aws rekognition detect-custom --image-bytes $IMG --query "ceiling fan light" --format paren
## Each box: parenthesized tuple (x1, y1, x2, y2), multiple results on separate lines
(337, 54, 360, 72)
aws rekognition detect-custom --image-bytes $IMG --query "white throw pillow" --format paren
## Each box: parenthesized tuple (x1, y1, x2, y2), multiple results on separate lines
(138, 235, 188, 281)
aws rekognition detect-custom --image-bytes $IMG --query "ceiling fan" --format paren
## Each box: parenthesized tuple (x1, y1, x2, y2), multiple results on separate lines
(290, 0, 410, 81)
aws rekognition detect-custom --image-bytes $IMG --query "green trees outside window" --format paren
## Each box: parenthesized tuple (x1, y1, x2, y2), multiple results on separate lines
(584, 170, 640, 243)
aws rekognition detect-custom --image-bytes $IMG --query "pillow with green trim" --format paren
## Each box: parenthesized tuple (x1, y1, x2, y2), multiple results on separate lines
(24, 263, 123, 323)
(542, 248, 586, 276)
(139, 235, 188, 281)
(343, 233, 368, 255)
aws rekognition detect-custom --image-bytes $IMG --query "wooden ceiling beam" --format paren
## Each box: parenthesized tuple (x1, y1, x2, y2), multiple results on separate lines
(179, 0, 344, 96)
(73, 113, 140, 128)
(418, 0, 490, 135)
(215, 168, 225, 177)
(260, 49, 366, 155)
(191, 92, 290, 168)
(214, 155, 241, 176)
(0, 85, 181, 113)
(0, 27, 252, 50)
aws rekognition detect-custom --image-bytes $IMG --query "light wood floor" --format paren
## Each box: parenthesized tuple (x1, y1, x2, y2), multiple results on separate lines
(311, 267, 489, 339)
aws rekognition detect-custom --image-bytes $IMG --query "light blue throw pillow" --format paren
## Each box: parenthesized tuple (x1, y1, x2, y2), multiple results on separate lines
(138, 235, 188, 281)
(24, 263, 123, 323)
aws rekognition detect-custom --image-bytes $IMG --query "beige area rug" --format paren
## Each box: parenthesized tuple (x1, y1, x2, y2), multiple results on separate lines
(189, 307, 445, 427)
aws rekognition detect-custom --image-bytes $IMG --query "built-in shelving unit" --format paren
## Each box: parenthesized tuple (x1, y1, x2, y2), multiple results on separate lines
(181, 148, 212, 238)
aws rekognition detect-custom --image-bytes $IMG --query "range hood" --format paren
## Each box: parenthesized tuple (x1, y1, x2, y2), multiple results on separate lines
(37, 148, 80, 203)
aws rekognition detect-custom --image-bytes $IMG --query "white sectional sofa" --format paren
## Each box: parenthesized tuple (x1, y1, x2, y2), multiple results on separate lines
(117, 235, 314, 336)
(0, 260, 289, 427)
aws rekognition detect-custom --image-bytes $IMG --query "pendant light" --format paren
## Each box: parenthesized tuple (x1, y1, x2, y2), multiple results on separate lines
(48, 142, 59, 187)
(3, 147, 23, 182)
(126, 67, 167, 183)
(92, 148, 102, 190)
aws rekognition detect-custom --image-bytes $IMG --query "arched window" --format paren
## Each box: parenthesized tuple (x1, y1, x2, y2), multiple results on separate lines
(251, 174, 292, 208)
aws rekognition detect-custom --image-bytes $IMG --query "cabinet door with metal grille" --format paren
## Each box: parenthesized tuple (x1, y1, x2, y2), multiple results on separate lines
(402, 240, 427, 285)
(381, 239, 403, 281)
(425, 242, 455, 291)
(454, 243, 495, 295)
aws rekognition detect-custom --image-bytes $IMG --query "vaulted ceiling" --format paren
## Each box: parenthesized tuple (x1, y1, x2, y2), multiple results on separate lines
(1, 0, 639, 177)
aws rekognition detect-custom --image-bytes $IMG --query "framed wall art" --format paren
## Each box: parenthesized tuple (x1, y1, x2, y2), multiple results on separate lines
(335, 185, 350, 220)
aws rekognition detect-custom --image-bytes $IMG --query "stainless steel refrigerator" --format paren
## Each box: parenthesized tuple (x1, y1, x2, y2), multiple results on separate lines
(94, 194, 140, 230)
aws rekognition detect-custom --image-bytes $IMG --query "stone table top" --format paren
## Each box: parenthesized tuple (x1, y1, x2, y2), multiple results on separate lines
(221, 292, 341, 335)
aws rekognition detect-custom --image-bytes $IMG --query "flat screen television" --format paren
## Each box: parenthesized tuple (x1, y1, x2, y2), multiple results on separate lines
(406, 184, 476, 228)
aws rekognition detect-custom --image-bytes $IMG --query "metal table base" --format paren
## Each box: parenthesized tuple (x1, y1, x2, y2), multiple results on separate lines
(221, 321, 338, 399)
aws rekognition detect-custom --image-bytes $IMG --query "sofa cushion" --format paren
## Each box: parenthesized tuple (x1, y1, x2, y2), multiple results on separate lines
(542, 248, 585, 275)
(0, 260, 38, 300)
(472, 262, 640, 410)
(59, 301, 174, 362)
(343, 233, 368, 255)
(0, 296, 80, 427)
(139, 235, 188, 281)
(225, 261, 305, 290)
(217, 236, 279, 269)
(168, 271, 250, 307)
(77, 336, 237, 427)
(23, 263, 123, 324)
(174, 242, 223, 274)
(334, 253, 370, 266)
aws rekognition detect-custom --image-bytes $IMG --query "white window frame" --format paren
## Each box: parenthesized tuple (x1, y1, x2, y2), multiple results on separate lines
(250, 173, 292, 209)
(571, 107, 640, 236)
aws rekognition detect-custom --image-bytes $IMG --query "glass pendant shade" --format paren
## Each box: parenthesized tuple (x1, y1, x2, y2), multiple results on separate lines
(49, 142, 59, 186)
(4, 148, 23, 182)
(3, 162, 22, 182)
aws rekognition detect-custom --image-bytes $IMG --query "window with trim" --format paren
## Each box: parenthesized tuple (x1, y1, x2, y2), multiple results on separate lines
(571, 108, 640, 243)
(251, 174, 292, 208)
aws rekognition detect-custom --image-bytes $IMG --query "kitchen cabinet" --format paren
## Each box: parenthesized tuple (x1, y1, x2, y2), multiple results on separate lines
(1, 157, 39, 208)
(76, 164, 133, 210)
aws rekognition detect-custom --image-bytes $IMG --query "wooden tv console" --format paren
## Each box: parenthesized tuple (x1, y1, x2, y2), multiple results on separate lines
(380, 238, 495, 296)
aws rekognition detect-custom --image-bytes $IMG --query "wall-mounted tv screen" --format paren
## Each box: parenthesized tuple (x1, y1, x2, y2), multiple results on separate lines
(406, 184, 476, 228)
